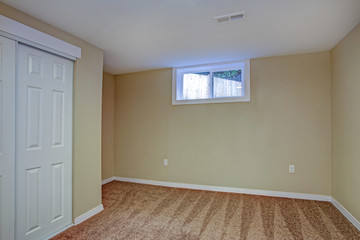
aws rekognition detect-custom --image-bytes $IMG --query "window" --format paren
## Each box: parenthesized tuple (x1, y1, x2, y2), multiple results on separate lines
(172, 60, 250, 105)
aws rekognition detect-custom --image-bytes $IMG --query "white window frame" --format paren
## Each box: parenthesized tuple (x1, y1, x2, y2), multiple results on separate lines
(172, 60, 250, 105)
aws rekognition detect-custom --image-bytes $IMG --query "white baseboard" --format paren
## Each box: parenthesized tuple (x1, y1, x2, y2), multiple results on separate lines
(331, 198, 360, 231)
(74, 204, 104, 225)
(102, 176, 115, 185)
(114, 177, 331, 201)
(43, 223, 74, 240)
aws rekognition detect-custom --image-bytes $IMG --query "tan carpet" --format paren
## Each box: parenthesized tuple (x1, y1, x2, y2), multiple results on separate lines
(52, 181, 360, 240)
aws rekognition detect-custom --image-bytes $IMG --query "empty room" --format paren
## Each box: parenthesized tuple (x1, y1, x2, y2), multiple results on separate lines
(0, 0, 360, 239)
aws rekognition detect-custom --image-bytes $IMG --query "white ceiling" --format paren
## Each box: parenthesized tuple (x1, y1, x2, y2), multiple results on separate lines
(2, 0, 360, 74)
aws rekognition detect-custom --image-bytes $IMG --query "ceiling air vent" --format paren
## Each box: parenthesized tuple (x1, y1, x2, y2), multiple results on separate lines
(214, 11, 245, 24)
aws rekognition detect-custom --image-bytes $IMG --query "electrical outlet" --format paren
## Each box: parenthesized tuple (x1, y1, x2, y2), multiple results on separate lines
(289, 165, 295, 173)
(163, 159, 168, 166)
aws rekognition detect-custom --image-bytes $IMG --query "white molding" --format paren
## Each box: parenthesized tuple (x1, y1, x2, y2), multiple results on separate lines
(102, 177, 115, 185)
(74, 204, 104, 225)
(43, 223, 74, 240)
(0, 15, 81, 59)
(331, 197, 360, 231)
(114, 177, 331, 201)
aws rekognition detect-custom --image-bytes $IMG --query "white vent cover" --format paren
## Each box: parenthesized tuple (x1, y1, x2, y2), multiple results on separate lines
(213, 11, 246, 23)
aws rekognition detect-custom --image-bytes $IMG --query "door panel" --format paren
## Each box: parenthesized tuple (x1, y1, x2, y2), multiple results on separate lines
(51, 91, 64, 147)
(26, 87, 43, 150)
(0, 36, 15, 240)
(51, 163, 64, 222)
(16, 44, 73, 240)
(25, 168, 41, 234)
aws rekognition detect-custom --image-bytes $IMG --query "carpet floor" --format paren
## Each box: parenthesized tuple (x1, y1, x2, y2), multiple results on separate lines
(52, 181, 360, 240)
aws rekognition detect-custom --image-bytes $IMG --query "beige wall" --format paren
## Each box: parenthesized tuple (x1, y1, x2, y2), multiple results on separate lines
(331, 23, 360, 221)
(114, 52, 332, 195)
(102, 72, 115, 180)
(0, 3, 104, 219)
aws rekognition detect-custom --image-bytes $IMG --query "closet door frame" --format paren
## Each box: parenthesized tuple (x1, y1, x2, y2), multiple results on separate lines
(0, 14, 81, 240)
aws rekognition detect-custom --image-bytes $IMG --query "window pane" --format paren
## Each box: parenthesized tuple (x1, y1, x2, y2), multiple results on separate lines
(213, 70, 242, 98)
(183, 72, 211, 100)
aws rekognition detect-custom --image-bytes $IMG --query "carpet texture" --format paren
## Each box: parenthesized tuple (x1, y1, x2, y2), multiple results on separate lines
(52, 181, 360, 240)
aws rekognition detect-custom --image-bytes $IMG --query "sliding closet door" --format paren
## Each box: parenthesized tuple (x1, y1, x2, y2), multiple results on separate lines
(16, 44, 73, 240)
(0, 36, 16, 240)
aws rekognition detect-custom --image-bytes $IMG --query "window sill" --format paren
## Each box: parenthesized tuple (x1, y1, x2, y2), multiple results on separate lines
(172, 96, 250, 105)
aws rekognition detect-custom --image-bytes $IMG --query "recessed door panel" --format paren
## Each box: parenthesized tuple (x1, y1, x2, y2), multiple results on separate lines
(52, 91, 64, 147)
(53, 62, 65, 83)
(28, 54, 43, 77)
(25, 168, 41, 234)
(26, 87, 42, 150)
(51, 163, 64, 222)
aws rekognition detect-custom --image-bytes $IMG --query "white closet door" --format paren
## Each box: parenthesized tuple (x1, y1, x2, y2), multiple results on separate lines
(0, 36, 16, 240)
(16, 44, 73, 240)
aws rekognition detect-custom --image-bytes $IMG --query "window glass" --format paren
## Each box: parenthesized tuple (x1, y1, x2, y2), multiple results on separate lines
(183, 72, 210, 100)
(213, 70, 243, 98)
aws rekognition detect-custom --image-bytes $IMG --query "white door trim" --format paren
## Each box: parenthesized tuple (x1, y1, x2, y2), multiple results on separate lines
(0, 15, 81, 60)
